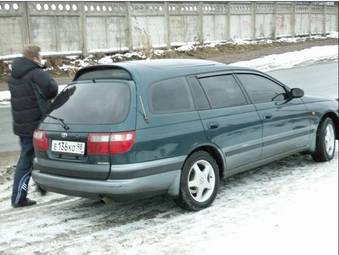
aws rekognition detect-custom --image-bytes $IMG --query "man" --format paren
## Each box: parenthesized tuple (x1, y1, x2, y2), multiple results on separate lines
(8, 45, 58, 208)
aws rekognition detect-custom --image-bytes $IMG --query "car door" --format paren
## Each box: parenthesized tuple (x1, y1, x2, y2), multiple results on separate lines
(235, 72, 311, 158)
(189, 73, 262, 171)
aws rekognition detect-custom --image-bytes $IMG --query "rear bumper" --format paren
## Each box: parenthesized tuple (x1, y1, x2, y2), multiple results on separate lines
(32, 169, 181, 200)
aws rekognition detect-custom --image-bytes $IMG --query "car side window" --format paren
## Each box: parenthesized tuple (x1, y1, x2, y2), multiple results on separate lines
(149, 77, 194, 114)
(236, 74, 286, 104)
(187, 76, 210, 110)
(198, 74, 248, 109)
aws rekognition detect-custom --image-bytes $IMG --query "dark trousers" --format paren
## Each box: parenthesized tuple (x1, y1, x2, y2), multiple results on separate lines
(11, 136, 34, 205)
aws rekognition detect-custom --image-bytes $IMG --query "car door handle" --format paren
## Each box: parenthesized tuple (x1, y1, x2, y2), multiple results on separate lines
(263, 113, 273, 120)
(208, 122, 219, 129)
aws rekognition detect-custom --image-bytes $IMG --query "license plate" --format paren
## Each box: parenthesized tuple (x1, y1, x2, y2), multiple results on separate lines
(51, 140, 85, 155)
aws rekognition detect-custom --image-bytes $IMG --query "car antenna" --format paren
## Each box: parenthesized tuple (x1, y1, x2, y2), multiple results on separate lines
(139, 96, 149, 123)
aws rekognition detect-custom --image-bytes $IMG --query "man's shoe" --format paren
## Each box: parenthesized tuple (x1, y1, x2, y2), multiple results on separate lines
(12, 198, 37, 208)
(36, 185, 47, 196)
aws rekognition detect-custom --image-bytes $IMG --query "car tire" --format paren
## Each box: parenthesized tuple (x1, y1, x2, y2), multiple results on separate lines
(312, 117, 336, 162)
(174, 151, 220, 211)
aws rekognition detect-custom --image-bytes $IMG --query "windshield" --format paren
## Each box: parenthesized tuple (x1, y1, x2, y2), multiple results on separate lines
(47, 81, 131, 124)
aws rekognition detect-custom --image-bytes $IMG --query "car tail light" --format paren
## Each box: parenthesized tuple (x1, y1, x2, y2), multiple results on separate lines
(109, 132, 135, 154)
(87, 133, 110, 155)
(33, 129, 48, 152)
(87, 131, 135, 155)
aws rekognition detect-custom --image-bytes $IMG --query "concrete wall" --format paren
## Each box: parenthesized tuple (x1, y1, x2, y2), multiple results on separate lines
(0, 1, 337, 58)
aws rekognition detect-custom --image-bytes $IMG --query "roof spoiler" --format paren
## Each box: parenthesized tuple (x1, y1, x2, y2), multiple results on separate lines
(73, 65, 133, 81)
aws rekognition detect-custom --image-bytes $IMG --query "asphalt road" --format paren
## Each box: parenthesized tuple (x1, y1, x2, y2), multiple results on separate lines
(0, 61, 338, 153)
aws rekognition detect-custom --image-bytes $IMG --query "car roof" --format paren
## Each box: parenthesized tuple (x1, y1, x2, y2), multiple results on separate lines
(73, 59, 251, 85)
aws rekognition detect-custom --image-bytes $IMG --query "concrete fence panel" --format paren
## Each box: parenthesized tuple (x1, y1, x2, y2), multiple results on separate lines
(255, 3, 274, 39)
(311, 5, 324, 34)
(0, 3, 24, 56)
(85, 2, 128, 53)
(169, 3, 200, 45)
(230, 3, 252, 40)
(106, 17, 128, 51)
(276, 4, 293, 37)
(31, 16, 56, 51)
(130, 2, 166, 48)
(28, 2, 82, 53)
(295, 5, 309, 36)
(326, 5, 337, 33)
(86, 17, 106, 51)
(57, 17, 81, 52)
(202, 3, 229, 42)
(0, 1, 337, 58)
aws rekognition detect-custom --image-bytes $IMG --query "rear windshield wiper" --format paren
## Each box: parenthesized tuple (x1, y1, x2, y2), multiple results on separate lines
(46, 114, 70, 131)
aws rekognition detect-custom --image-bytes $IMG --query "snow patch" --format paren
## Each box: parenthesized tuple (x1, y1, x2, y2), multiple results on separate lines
(176, 44, 196, 52)
(153, 50, 165, 56)
(0, 54, 22, 61)
(97, 56, 114, 65)
(40, 51, 82, 57)
(327, 31, 338, 39)
(88, 47, 129, 54)
(230, 45, 338, 72)
(0, 90, 10, 102)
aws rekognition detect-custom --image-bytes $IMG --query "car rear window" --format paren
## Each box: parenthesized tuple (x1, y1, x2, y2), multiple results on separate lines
(48, 81, 130, 124)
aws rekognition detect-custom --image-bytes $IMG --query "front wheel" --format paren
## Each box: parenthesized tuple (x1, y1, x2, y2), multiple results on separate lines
(174, 151, 220, 211)
(312, 117, 336, 162)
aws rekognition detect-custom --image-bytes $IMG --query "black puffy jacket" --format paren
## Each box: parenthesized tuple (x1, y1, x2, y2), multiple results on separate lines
(8, 57, 58, 137)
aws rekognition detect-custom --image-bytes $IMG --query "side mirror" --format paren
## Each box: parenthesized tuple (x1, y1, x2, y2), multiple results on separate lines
(290, 88, 304, 98)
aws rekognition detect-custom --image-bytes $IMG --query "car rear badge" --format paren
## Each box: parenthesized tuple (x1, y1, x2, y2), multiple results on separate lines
(61, 132, 68, 138)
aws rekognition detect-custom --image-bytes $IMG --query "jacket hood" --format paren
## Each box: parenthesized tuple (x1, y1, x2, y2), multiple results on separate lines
(11, 57, 41, 79)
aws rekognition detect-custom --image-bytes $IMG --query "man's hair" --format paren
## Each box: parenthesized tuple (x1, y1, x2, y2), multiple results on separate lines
(23, 45, 41, 60)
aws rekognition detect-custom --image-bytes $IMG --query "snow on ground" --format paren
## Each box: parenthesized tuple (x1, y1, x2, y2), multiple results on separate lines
(230, 45, 338, 72)
(0, 51, 82, 61)
(327, 31, 338, 39)
(0, 90, 10, 107)
(0, 146, 337, 255)
(176, 32, 338, 51)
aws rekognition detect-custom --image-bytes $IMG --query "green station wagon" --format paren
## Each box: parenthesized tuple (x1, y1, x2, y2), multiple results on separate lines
(32, 59, 338, 210)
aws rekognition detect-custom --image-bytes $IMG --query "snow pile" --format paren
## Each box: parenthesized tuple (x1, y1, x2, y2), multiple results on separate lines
(232, 38, 253, 45)
(97, 56, 114, 65)
(153, 49, 165, 56)
(231, 45, 338, 72)
(79, 52, 147, 68)
(277, 37, 300, 43)
(124, 52, 145, 59)
(176, 44, 197, 52)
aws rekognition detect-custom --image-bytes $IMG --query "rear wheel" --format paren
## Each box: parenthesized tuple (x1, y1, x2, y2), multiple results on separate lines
(175, 151, 220, 211)
(312, 117, 336, 162)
